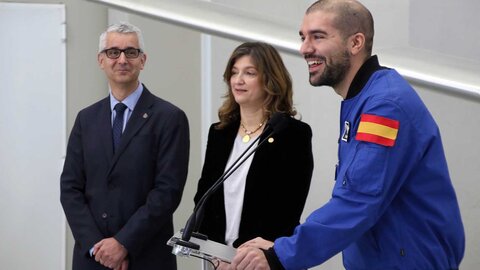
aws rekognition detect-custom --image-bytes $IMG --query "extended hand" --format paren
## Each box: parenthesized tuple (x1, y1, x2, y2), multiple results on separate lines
(238, 237, 273, 250)
(228, 247, 270, 270)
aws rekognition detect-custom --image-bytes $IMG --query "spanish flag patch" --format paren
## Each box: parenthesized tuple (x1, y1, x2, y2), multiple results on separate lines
(356, 114, 399, 147)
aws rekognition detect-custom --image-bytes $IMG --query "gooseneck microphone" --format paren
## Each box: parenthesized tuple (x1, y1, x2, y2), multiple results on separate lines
(176, 112, 289, 250)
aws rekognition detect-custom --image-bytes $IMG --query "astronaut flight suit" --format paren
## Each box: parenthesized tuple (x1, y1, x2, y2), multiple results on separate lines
(272, 56, 465, 270)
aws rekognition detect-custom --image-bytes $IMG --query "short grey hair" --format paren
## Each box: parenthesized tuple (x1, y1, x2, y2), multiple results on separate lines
(98, 22, 145, 52)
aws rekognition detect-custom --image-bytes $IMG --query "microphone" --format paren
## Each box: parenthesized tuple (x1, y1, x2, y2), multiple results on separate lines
(175, 112, 289, 250)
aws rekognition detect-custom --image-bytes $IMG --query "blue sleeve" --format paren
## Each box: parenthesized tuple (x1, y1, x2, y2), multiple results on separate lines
(274, 99, 416, 269)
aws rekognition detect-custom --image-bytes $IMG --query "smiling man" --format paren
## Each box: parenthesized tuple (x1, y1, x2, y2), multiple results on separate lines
(61, 22, 189, 270)
(228, 1, 465, 269)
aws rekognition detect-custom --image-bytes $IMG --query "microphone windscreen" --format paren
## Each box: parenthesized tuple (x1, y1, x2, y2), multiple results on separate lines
(266, 112, 289, 134)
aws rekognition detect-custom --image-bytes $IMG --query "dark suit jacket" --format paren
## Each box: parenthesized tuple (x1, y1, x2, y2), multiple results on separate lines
(60, 86, 189, 270)
(194, 116, 313, 247)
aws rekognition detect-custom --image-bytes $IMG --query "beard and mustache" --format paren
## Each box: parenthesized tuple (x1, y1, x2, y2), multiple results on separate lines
(307, 49, 351, 88)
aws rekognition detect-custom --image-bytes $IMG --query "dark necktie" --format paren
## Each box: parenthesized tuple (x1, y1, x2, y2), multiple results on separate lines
(112, 103, 128, 153)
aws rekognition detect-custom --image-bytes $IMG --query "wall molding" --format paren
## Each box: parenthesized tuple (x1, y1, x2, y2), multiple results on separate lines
(85, 0, 480, 100)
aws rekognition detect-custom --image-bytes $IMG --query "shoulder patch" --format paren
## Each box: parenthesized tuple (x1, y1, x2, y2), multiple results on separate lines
(356, 114, 399, 146)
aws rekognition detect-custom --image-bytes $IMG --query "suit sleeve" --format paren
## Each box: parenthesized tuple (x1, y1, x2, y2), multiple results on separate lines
(273, 121, 314, 232)
(60, 112, 104, 256)
(114, 108, 190, 257)
(286, 122, 314, 219)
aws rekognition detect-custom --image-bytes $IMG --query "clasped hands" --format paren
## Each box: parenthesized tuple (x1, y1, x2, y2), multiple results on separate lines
(93, 237, 129, 270)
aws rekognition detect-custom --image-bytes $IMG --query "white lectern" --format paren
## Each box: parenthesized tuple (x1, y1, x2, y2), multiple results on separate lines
(167, 230, 236, 263)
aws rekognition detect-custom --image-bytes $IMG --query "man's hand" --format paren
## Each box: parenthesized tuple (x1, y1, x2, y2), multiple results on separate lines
(93, 237, 128, 269)
(114, 258, 129, 270)
(238, 237, 273, 250)
(228, 247, 270, 270)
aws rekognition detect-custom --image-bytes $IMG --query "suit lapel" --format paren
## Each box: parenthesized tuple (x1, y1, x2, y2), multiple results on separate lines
(107, 87, 154, 176)
(217, 121, 240, 172)
(99, 98, 114, 162)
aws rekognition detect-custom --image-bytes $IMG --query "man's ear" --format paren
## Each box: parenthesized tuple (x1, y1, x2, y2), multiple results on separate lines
(140, 53, 147, 70)
(97, 53, 104, 69)
(349, 33, 365, 56)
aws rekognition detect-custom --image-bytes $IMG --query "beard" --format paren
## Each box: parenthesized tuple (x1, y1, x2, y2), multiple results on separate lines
(309, 50, 351, 87)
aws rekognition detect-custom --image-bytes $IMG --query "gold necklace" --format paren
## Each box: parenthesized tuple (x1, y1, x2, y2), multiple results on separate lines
(241, 120, 264, 143)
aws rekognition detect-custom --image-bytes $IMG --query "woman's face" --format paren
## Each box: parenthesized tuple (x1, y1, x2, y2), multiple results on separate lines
(230, 55, 267, 109)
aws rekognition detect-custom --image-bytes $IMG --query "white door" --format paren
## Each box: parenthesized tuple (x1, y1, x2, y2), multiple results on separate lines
(0, 3, 66, 270)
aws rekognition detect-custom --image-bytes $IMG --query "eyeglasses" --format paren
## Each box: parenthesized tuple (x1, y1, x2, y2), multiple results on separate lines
(101, 47, 143, 59)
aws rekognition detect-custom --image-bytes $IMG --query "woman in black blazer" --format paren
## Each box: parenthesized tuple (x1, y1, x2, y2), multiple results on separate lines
(194, 42, 313, 266)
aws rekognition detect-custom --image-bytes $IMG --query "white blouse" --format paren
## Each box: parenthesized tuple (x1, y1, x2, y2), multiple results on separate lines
(223, 134, 259, 246)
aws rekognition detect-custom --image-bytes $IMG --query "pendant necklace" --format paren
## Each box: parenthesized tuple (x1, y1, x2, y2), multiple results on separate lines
(241, 120, 264, 143)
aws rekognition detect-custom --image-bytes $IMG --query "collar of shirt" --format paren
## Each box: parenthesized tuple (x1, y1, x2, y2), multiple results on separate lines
(109, 83, 144, 128)
(109, 82, 144, 112)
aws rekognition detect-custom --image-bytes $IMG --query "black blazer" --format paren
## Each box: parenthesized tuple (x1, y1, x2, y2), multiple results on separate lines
(60, 87, 189, 270)
(194, 116, 313, 247)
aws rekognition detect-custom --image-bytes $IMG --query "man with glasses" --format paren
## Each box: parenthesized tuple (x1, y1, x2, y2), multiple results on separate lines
(61, 22, 190, 270)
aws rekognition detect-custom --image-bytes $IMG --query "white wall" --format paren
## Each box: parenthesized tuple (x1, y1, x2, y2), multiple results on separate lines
(1, 1, 108, 269)
(412, 84, 480, 269)
(0, 3, 66, 269)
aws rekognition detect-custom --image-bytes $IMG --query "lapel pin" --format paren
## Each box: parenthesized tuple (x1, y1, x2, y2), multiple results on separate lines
(268, 137, 274, 143)
(143, 113, 148, 119)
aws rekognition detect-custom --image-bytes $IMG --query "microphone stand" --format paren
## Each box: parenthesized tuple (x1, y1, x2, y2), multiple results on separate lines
(171, 112, 287, 257)
(176, 126, 275, 250)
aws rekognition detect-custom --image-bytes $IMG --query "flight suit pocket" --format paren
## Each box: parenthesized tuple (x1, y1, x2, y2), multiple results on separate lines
(344, 144, 387, 196)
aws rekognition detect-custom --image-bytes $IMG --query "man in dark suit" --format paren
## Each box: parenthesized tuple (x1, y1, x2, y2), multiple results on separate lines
(60, 22, 189, 270)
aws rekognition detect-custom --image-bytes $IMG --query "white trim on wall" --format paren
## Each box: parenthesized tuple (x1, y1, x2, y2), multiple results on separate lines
(201, 34, 213, 161)
(84, 0, 480, 99)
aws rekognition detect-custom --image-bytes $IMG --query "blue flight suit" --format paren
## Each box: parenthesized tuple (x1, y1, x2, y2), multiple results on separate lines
(272, 56, 465, 270)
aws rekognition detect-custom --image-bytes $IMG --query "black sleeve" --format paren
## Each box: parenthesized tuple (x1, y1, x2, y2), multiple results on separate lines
(262, 247, 286, 270)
